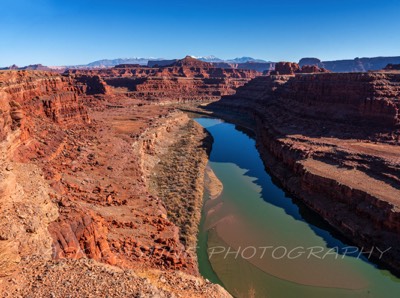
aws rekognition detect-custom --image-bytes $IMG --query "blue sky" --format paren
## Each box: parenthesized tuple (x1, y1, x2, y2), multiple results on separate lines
(1, 0, 399, 66)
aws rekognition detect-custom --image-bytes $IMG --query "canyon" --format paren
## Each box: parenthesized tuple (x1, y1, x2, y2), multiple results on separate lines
(0, 57, 399, 297)
(207, 67, 400, 273)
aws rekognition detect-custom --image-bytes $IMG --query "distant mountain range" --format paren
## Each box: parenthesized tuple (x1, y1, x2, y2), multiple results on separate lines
(81, 55, 400, 71)
(84, 58, 160, 67)
(299, 56, 400, 72)
(2, 55, 400, 73)
(193, 56, 268, 63)
(81, 56, 268, 68)
(0, 64, 63, 71)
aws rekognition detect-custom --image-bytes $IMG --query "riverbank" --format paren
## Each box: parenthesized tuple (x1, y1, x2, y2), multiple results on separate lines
(205, 166, 224, 200)
(144, 113, 213, 253)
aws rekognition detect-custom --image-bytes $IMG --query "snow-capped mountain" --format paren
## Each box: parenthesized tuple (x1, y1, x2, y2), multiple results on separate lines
(193, 55, 267, 63)
(78, 56, 269, 69)
(192, 55, 225, 63)
(227, 57, 267, 63)
(84, 58, 164, 68)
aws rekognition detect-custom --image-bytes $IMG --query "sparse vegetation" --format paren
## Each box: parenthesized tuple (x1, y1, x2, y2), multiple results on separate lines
(151, 119, 212, 248)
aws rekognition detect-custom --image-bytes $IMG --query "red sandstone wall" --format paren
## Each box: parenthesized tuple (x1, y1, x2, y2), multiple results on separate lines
(229, 73, 400, 127)
(0, 71, 89, 129)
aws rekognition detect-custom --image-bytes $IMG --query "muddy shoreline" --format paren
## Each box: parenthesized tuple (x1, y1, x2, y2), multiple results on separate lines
(205, 166, 224, 200)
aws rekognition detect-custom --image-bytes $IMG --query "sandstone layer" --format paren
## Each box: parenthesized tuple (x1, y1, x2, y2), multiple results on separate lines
(207, 71, 400, 273)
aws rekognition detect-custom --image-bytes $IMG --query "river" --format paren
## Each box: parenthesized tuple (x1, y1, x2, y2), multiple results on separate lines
(194, 117, 400, 298)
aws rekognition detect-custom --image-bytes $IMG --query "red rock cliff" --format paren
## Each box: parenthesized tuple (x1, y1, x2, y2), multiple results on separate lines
(272, 62, 330, 75)
(227, 73, 400, 127)
(0, 71, 89, 131)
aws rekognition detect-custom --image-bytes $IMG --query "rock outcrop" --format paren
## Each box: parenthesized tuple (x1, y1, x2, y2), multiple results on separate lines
(226, 72, 400, 127)
(271, 62, 330, 75)
(210, 71, 400, 273)
(271, 62, 300, 75)
(167, 56, 214, 68)
(49, 210, 116, 265)
(71, 74, 111, 95)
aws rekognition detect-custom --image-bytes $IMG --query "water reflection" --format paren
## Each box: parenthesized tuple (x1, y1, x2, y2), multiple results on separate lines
(195, 117, 400, 298)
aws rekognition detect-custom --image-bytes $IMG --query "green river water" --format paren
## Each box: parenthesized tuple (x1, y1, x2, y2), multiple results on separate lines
(194, 117, 400, 298)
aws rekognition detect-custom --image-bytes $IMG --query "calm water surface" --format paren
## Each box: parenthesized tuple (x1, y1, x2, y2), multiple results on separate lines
(194, 117, 400, 298)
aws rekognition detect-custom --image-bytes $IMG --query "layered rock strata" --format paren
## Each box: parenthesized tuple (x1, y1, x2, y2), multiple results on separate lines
(66, 56, 260, 103)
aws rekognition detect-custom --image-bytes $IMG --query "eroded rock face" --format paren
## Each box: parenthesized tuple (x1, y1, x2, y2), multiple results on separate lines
(167, 55, 214, 68)
(0, 70, 90, 165)
(226, 72, 400, 127)
(9, 100, 24, 130)
(72, 74, 111, 95)
(299, 57, 323, 67)
(0, 71, 89, 127)
(49, 210, 116, 265)
(272, 62, 300, 75)
(66, 56, 260, 103)
(271, 62, 330, 75)
(0, 71, 91, 272)
(287, 73, 400, 126)
(299, 65, 330, 73)
(211, 71, 400, 273)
